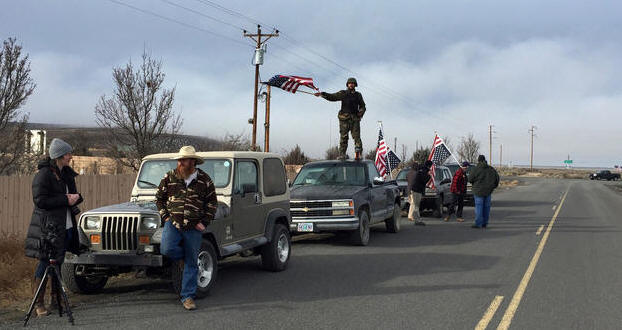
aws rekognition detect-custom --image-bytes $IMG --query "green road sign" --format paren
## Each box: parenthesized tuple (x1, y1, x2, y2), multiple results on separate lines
(564, 160, 573, 164)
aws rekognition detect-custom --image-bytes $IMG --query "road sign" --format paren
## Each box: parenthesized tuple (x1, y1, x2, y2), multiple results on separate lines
(564, 160, 573, 164)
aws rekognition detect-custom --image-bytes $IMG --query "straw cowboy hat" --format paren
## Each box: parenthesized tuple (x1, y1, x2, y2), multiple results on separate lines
(173, 146, 204, 164)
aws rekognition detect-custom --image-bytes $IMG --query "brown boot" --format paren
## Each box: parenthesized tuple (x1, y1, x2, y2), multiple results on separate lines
(354, 151, 361, 161)
(32, 277, 49, 317)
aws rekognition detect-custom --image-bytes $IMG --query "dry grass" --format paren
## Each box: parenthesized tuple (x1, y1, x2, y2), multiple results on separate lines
(0, 233, 37, 310)
(497, 167, 592, 180)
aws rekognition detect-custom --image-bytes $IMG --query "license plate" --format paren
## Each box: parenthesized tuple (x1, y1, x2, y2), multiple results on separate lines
(297, 223, 314, 232)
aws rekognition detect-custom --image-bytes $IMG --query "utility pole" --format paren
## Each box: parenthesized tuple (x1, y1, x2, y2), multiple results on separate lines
(489, 124, 494, 163)
(529, 125, 537, 170)
(244, 25, 278, 151)
(500, 144, 503, 167)
(264, 85, 271, 152)
(394, 137, 397, 152)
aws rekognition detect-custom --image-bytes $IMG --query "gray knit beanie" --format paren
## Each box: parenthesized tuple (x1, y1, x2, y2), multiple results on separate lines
(49, 138, 73, 159)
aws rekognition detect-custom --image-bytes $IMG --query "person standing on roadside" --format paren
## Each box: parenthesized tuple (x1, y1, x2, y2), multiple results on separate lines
(468, 155, 499, 228)
(25, 138, 83, 317)
(406, 162, 419, 221)
(445, 161, 469, 222)
(411, 160, 433, 226)
(156, 146, 218, 310)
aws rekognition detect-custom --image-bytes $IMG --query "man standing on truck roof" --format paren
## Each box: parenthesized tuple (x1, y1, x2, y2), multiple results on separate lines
(315, 77, 366, 160)
(156, 146, 218, 310)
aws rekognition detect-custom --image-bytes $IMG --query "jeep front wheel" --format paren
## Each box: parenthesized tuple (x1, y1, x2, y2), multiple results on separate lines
(172, 239, 218, 299)
(261, 223, 291, 272)
(61, 263, 108, 294)
(351, 210, 370, 246)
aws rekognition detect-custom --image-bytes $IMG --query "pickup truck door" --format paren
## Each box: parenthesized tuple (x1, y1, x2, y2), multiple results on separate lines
(366, 162, 389, 222)
(230, 159, 262, 239)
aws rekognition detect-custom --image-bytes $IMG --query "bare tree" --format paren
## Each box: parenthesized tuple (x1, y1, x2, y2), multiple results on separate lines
(457, 133, 480, 163)
(0, 38, 36, 175)
(410, 146, 431, 165)
(364, 149, 375, 161)
(220, 132, 253, 151)
(325, 146, 340, 160)
(95, 51, 181, 170)
(283, 145, 309, 165)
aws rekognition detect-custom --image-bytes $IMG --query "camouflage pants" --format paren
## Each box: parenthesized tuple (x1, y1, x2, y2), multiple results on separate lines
(339, 118, 362, 156)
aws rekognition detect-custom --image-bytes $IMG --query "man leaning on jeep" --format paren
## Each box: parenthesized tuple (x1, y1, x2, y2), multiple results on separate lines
(155, 146, 218, 310)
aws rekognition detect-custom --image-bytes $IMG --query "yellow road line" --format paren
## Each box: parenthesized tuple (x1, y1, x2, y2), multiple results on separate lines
(496, 187, 570, 330)
(552, 205, 557, 211)
(535, 225, 544, 236)
(475, 296, 504, 330)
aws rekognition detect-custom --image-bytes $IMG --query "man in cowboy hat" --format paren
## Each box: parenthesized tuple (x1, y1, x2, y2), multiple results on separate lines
(156, 146, 218, 310)
(314, 77, 366, 160)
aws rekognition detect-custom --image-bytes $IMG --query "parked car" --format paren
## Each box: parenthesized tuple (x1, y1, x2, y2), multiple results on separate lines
(396, 165, 453, 217)
(589, 170, 620, 181)
(395, 168, 409, 210)
(289, 160, 402, 246)
(62, 152, 292, 297)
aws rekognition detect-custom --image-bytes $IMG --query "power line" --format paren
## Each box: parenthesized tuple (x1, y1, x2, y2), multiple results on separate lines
(106, 0, 251, 48)
(160, 0, 246, 32)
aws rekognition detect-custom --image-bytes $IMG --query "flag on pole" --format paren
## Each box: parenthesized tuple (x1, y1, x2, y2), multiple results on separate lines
(267, 75, 318, 94)
(427, 134, 452, 188)
(375, 124, 401, 178)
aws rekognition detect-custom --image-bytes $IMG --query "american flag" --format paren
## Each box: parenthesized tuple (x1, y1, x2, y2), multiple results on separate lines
(427, 134, 452, 188)
(375, 126, 401, 178)
(267, 75, 318, 94)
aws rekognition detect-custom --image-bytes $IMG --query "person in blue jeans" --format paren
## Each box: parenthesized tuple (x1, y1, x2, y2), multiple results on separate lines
(155, 146, 218, 310)
(468, 155, 499, 228)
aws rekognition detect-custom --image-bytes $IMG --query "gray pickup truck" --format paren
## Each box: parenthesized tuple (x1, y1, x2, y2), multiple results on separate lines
(289, 160, 402, 246)
(62, 151, 291, 298)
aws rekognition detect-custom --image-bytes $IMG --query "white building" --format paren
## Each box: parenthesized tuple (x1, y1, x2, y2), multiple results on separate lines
(26, 130, 46, 155)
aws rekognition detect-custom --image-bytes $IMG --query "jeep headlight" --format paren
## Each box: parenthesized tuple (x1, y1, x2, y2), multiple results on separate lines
(84, 216, 101, 230)
(332, 200, 353, 208)
(141, 216, 160, 230)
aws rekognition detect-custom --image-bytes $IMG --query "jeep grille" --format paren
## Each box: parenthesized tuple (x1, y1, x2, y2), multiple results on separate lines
(102, 216, 139, 251)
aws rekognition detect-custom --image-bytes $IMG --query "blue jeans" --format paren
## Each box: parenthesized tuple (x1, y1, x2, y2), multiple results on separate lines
(474, 195, 492, 227)
(160, 221, 202, 302)
(35, 228, 73, 278)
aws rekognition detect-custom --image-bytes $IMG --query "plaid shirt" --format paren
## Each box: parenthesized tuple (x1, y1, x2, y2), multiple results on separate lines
(155, 168, 218, 231)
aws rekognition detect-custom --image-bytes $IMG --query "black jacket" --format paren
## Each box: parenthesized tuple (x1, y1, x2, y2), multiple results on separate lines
(412, 166, 431, 194)
(25, 158, 82, 260)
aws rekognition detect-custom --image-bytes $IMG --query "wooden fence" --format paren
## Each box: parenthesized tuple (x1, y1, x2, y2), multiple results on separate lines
(0, 174, 137, 237)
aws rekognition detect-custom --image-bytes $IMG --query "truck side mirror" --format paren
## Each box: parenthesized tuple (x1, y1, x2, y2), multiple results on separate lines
(373, 177, 385, 185)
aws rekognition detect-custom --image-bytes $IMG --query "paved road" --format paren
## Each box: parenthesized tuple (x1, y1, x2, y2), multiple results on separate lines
(5, 178, 622, 329)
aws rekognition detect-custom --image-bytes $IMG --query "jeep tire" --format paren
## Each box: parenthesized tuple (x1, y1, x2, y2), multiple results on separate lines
(172, 239, 218, 299)
(385, 203, 401, 233)
(351, 210, 370, 246)
(61, 263, 108, 294)
(261, 223, 291, 272)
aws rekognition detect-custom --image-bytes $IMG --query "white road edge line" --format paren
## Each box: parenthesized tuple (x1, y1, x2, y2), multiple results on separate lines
(535, 225, 544, 236)
(475, 296, 504, 330)
(496, 187, 570, 330)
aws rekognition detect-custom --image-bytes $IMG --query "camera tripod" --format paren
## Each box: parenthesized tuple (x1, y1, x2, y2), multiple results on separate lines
(23, 258, 74, 326)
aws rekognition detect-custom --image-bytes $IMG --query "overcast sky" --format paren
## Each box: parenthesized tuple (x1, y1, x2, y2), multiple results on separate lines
(2, 0, 621, 167)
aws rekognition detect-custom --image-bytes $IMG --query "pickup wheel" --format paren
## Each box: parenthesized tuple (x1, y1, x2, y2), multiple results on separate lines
(432, 195, 443, 218)
(351, 210, 370, 246)
(172, 239, 218, 299)
(61, 263, 108, 294)
(385, 203, 401, 233)
(260, 223, 291, 272)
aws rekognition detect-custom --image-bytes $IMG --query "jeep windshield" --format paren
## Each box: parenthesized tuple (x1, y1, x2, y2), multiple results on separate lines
(137, 159, 232, 189)
(293, 163, 366, 186)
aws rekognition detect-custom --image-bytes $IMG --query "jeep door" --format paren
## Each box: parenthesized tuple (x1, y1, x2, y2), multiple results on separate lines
(231, 159, 262, 239)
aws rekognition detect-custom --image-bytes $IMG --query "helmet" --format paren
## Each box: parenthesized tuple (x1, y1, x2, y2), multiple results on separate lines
(346, 77, 358, 87)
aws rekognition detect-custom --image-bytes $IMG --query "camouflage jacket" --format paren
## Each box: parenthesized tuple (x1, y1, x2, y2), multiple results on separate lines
(321, 89, 366, 120)
(155, 168, 218, 231)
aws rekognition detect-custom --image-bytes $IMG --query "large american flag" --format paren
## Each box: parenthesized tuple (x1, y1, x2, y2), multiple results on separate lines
(375, 126, 401, 178)
(267, 75, 318, 94)
(427, 134, 452, 188)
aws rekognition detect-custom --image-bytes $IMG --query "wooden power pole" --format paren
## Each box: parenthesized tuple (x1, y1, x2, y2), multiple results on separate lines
(500, 144, 503, 167)
(529, 125, 537, 170)
(489, 124, 494, 163)
(264, 85, 271, 152)
(244, 25, 278, 151)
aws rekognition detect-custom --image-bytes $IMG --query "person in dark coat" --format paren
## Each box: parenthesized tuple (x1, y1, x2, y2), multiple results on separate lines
(468, 155, 499, 228)
(24, 138, 82, 317)
(445, 161, 469, 222)
(410, 160, 433, 226)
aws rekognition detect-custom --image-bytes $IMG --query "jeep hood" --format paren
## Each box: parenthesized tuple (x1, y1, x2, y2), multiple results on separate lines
(85, 201, 159, 215)
(290, 185, 366, 200)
